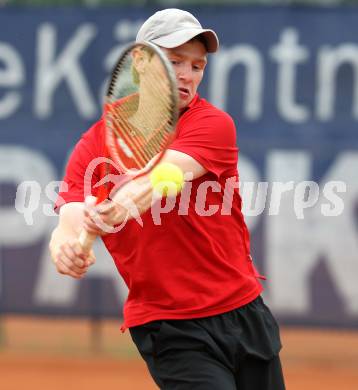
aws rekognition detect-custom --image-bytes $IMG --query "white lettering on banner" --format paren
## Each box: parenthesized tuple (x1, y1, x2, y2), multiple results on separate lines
(0, 20, 356, 123)
(209, 45, 263, 120)
(266, 151, 358, 316)
(0, 145, 128, 308)
(0, 146, 56, 245)
(270, 28, 310, 123)
(33, 233, 127, 307)
(0, 146, 56, 299)
(34, 23, 97, 119)
(0, 42, 24, 119)
(317, 44, 358, 120)
(317, 153, 358, 314)
(2, 147, 354, 314)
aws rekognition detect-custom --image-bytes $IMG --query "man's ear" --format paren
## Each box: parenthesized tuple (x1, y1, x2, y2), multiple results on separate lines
(132, 48, 149, 75)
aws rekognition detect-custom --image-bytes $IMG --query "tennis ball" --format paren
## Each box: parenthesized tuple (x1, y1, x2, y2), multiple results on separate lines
(150, 162, 184, 197)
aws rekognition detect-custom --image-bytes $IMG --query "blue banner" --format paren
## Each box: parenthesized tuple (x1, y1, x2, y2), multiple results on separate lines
(0, 6, 357, 327)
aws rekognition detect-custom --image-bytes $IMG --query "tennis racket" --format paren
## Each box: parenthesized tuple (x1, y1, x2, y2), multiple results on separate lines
(78, 41, 179, 253)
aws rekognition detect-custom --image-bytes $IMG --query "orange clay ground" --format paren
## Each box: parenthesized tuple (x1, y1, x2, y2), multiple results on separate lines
(0, 316, 357, 390)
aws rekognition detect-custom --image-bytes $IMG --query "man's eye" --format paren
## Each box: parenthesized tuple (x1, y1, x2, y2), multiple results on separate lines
(171, 60, 179, 65)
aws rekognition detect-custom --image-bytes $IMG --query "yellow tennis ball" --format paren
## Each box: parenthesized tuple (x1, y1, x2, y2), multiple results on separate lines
(150, 162, 184, 197)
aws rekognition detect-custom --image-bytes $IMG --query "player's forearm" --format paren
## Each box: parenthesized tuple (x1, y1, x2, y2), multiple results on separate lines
(109, 174, 154, 222)
(50, 225, 79, 249)
(50, 202, 96, 276)
(49, 203, 85, 253)
(111, 151, 198, 221)
(80, 176, 153, 234)
(98, 156, 196, 227)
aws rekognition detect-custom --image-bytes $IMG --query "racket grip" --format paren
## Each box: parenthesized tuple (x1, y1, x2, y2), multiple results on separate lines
(79, 195, 98, 254)
(78, 229, 96, 255)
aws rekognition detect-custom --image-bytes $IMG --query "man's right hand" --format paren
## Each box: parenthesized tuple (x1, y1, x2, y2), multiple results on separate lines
(49, 202, 97, 279)
(50, 237, 95, 279)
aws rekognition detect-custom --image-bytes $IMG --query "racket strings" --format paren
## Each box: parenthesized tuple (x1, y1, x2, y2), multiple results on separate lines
(140, 71, 174, 141)
(109, 107, 149, 167)
(109, 102, 163, 167)
(131, 69, 175, 154)
(112, 103, 155, 161)
(111, 103, 170, 166)
(105, 44, 178, 171)
(109, 74, 174, 165)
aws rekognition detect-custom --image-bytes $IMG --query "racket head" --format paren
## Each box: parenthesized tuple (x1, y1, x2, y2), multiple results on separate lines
(104, 41, 179, 176)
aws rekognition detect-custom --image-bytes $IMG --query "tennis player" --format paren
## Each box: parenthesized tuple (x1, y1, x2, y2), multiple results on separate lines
(50, 9, 285, 389)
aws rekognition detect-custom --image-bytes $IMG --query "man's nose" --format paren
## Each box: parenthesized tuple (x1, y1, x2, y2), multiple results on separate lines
(177, 63, 193, 81)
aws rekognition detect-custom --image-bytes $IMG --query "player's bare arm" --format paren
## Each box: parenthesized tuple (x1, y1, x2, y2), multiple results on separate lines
(83, 149, 207, 232)
(50, 202, 95, 279)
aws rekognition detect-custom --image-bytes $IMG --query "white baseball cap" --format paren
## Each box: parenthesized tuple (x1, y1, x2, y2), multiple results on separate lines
(136, 9, 219, 53)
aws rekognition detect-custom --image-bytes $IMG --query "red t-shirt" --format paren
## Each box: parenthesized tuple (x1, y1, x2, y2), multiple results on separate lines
(56, 94, 263, 328)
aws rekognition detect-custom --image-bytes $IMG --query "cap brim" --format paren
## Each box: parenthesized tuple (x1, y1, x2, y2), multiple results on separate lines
(150, 28, 219, 53)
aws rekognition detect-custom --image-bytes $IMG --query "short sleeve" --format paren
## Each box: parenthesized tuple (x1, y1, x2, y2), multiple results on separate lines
(54, 120, 104, 211)
(169, 106, 239, 178)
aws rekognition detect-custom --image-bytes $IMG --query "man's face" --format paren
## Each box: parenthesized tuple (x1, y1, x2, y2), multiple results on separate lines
(161, 40, 207, 110)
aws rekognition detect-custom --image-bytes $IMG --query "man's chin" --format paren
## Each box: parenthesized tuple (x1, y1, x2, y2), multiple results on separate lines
(179, 97, 192, 111)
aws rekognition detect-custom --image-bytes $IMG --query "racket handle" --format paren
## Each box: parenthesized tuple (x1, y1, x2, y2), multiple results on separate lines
(79, 195, 98, 254)
(78, 229, 96, 254)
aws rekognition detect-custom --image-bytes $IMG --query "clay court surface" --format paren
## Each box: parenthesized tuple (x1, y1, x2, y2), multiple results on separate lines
(0, 317, 357, 390)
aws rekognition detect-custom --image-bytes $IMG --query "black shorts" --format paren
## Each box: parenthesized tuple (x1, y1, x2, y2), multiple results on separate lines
(129, 296, 285, 389)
